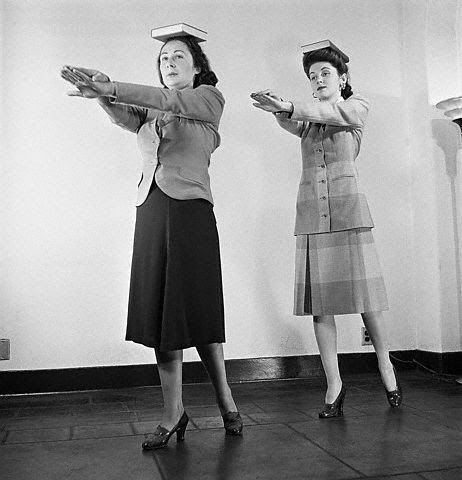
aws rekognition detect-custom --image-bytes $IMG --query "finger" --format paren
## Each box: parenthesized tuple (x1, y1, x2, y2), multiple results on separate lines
(61, 75, 79, 86)
(61, 70, 81, 84)
(252, 103, 270, 110)
(253, 98, 272, 107)
(255, 89, 272, 96)
(251, 93, 267, 101)
(264, 92, 282, 100)
(72, 69, 92, 82)
(257, 91, 279, 100)
(67, 90, 84, 97)
(254, 91, 273, 99)
(69, 66, 102, 77)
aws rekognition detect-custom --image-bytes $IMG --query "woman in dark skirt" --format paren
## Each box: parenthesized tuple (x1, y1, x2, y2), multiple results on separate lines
(251, 41, 402, 417)
(60, 31, 242, 449)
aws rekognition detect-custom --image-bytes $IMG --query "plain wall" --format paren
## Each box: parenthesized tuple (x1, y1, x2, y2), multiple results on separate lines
(1, 0, 459, 372)
(402, 0, 462, 352)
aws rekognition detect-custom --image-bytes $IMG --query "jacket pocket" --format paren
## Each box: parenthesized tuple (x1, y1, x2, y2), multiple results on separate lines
(331, 173, 355, 181)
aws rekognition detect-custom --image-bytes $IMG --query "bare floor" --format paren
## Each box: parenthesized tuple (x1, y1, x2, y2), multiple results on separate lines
(1, 370, 461, 480)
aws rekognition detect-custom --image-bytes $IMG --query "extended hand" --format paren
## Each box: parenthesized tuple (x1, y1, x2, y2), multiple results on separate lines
(60, 66, 113, 99)
(250, 90, 292, 113)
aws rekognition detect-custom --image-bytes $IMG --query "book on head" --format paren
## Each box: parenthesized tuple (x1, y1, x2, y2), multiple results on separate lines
(300, 39, 349, 63)
(151, 23, 207, 43)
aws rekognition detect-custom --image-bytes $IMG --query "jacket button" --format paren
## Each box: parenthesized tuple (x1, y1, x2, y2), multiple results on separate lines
(321, 196, 327, 200)
(321, 214, 328, 218)
(320, 179, 326, 183)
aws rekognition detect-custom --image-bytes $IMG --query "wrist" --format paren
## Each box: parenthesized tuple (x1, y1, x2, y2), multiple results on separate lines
(108, 82, 116, 98)
(285, 101, 294, 116)
(103, 81, 116, 98)
(274, 102, 294, 117)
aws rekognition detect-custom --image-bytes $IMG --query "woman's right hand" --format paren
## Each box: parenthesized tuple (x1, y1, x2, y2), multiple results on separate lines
(250, 89, 292, 113)
(60, 66, 113, 98)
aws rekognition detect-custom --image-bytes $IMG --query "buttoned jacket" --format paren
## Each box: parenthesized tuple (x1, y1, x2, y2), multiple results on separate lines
(275, 94, 374, 235)
(99, 83, 224, 206)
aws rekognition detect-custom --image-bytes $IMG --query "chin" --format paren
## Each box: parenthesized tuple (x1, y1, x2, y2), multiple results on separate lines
(166, 81, 187, 90)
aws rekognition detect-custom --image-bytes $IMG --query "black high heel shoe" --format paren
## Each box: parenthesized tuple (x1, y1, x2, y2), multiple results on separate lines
(142, 411, 189, 450)
(222, 411, 243, 435)
(385, 366, 403, 408)
(319, 385, 346, 418)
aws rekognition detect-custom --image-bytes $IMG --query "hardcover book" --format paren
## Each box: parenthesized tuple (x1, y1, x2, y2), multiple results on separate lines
(151, 23, 207, 43)
(301, 39, 349, 63)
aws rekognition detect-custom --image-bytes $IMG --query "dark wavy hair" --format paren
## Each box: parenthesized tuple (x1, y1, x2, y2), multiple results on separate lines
(302, 48, 353, 99)
(157, 35, 218, 88)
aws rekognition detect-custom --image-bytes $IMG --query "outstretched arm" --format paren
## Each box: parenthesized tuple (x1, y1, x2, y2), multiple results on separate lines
(111, 82, 224, 124)
(251, 89, 306, 137)
(291, 95, 369, 128)
(60, 66, 147, 133)
(61, 66, 115, 98)
(251, 89, 369, 128)
(61, 66, 224, 124)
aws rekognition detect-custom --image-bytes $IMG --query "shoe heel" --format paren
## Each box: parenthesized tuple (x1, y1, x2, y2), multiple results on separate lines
(385, 366, 403, 408)
(319, 386, 346, 418)
(176, 412, 189, 442)
(176, 424, 187, 442)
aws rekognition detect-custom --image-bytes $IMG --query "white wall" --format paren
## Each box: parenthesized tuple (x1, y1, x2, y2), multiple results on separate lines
(401, 0, 462, 353)
(1, 0, 459, 372)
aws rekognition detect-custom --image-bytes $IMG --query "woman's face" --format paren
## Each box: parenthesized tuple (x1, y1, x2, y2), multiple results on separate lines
(308, 62, 346, 102)
(159, 39, 200, 90)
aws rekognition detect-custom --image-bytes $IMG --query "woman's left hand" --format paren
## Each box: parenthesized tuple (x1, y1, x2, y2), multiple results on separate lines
(250, 90, 292, 113)
(60, 66, 113, 99)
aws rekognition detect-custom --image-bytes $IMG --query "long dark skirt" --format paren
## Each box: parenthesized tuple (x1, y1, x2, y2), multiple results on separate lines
(126, 183, 225, 351)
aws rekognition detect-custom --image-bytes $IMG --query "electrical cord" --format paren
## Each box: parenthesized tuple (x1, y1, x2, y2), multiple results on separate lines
(389, 353, 461, 383)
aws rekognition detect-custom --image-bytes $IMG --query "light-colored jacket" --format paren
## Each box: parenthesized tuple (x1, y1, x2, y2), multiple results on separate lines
(275, 94, 374, 235)
(99, 83, 224, 206)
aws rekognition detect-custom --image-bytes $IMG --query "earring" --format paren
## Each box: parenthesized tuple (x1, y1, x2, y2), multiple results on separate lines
(312, 92, 317, 98)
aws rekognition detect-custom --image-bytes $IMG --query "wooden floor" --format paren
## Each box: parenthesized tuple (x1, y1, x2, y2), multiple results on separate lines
(1, 369, 461, 480)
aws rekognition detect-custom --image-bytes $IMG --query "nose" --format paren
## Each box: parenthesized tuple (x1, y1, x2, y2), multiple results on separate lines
(163, 56, 175, 68)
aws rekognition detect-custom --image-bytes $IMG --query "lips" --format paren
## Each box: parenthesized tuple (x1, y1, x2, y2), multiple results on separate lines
(317, 86, 326, 91)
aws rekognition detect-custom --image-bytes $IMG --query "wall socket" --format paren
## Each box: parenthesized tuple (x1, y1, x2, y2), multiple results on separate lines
(361, 327, 372, 346)
(0, 339, 10, 360)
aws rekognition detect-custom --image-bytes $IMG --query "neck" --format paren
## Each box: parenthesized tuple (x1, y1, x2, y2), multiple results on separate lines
(324, 91, 342, 104)
(169, 83, 193, 91)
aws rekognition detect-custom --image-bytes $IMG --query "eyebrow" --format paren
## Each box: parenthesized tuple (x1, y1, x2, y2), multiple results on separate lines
(160, 49, 186, 56)
(309, 67, 333, 76)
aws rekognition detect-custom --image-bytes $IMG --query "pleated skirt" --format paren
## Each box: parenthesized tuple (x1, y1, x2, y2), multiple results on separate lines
(294, 228, 388, 316)
(126, 183, 225, 351)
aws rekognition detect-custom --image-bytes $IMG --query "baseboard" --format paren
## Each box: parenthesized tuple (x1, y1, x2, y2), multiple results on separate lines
(413, 350, 462, 375)
(0, 349, 458, 395)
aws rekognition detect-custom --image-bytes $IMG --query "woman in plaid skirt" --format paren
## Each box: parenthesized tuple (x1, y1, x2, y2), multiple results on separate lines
(251, 42, 402, 417)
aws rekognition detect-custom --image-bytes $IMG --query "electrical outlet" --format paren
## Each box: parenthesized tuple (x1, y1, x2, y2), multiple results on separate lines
(0, 339, 10, 360)
(361, 327, 372, 346)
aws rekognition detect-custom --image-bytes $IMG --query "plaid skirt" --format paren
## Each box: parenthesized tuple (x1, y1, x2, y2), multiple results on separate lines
(294, 228, 388, 316)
